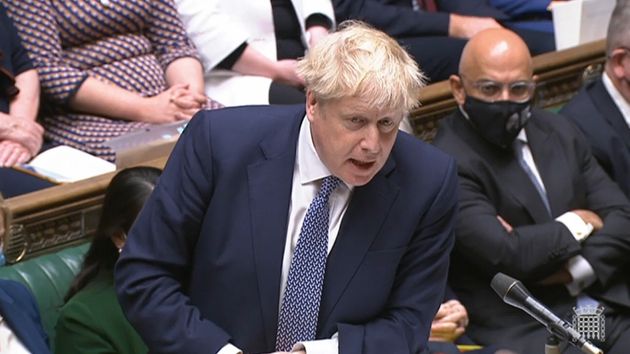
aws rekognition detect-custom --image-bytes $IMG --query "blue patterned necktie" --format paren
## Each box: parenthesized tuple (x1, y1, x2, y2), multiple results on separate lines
(275, 176, 341, 351)
(513, 139, 552, 216)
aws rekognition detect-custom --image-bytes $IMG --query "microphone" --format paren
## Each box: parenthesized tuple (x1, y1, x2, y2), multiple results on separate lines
(491, 272, 603, 354)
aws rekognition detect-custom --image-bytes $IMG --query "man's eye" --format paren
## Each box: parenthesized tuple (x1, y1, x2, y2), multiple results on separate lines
(479, 84, 500, 96)
(510, 83, 529, 96)
(380, 119, 393, 127)
(350, 117, 364, 124)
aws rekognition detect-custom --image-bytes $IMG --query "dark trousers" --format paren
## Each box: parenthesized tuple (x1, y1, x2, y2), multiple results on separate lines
(0, 168, 54, 198)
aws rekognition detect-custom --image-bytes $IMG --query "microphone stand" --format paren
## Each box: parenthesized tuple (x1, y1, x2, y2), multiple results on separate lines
(545, 335, 561, 354)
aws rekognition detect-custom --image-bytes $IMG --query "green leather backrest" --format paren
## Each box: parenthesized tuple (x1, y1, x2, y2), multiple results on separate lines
(0, 243, 89, 351)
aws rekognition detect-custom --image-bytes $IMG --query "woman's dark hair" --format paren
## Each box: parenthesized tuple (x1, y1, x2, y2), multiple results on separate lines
(64, 166, 161, 302)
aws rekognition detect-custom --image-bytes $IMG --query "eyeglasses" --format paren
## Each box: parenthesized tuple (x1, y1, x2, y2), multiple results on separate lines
(459, 74, 536, 103)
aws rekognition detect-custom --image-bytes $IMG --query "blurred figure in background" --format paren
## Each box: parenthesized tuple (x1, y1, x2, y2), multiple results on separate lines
(2, 0, 218, 161)
(176, 0, 334, 106)
(561, 1, 630, 198)
(333, 0, 555, 83)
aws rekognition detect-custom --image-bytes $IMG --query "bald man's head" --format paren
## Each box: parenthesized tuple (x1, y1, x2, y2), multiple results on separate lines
(460, 28, 533, 80)
(448, 29, 536, 149)
(450, 29, 535, 106)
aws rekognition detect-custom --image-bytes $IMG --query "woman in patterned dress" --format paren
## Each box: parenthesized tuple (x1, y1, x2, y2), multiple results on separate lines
(2, 0, 217, 161)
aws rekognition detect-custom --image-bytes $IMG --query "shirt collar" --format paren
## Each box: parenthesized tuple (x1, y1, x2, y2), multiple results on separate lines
(602, 72, 630, 127)
(296, 116, 352, 190)
(297, 116, 334, 184)
(517, 128, 528, 144)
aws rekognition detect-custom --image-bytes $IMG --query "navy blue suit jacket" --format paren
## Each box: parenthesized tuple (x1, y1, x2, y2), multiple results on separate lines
(560, 77, 630, 198)
(115, 105, 458, 354)
(0, 280, 50, 354)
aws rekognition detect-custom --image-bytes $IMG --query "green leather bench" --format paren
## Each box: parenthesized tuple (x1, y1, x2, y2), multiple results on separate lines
(0, 243, 89, 351)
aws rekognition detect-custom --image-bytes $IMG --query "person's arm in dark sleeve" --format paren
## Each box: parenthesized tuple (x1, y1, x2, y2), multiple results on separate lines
(338, 158, 458, 354)
(453, 161, 582, 282)
(115, 111, 233, 354)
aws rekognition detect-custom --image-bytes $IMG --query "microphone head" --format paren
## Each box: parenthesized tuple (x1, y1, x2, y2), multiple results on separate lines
(491, 272, 518, 297)
(491, 272, 530, 307)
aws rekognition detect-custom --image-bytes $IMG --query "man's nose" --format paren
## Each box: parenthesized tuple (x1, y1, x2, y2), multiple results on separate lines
(500, 86, 511, 101)
(360, 126, 380, 154)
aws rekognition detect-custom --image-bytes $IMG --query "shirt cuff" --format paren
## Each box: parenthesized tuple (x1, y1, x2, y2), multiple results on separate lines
(294, 333, 338, 354)
(565, 255, 597, 296)
(556, 212, 594, 242)
(217, 343, 242, 354)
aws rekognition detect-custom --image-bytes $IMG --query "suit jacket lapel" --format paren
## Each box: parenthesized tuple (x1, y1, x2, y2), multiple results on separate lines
(450, 111, 552, 223)
(247, 108, 303, 349)
(526, 117, 571, 218)
(590, 79, 630, 150)
(317, 158, 399, 329)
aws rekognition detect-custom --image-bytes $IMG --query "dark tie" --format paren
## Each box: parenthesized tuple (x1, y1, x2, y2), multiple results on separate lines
(275, 176, 341, 351)
(417, 0, 438, 12)
(513, 140, 551, 216)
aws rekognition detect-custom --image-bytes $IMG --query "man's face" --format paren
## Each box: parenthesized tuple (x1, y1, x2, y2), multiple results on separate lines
(306, 92, 404, 186)
(450, 37, 535, 106)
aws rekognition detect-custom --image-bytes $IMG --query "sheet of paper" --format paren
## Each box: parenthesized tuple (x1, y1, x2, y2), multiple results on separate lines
(579, 0, 615, 45)
(25, 145, 116, 183)
(552, 1, 582, 50)
(552, 0, 615, 50)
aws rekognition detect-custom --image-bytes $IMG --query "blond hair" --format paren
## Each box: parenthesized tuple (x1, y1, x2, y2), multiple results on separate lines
(297, 20, 426, 112)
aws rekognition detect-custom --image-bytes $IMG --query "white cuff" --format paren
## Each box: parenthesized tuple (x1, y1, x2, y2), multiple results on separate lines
(217, 343, 242, 354)
(565, 255, 597, 296)
(294, 333, 338, 354)
(556, 212, 594, 242)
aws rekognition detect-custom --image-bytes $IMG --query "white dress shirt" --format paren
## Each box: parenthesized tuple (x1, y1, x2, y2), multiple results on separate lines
(219, 116, 352, 354)
(602, 72, 630, 127)
(0, 315, 30, 354)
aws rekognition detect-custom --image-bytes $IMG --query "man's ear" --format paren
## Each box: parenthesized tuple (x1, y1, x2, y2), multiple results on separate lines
(306, 90, 317, 122)
(450, 75, 466, 106)
(609, 49, 628, 81)
(111, 229, 126, 250)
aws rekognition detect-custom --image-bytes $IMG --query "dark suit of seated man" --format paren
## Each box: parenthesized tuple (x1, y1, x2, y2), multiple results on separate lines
(433, 28, 630, 354)
(0, 279, 51, 354)
(560, 3, 630, 199)
(115, 21, 458, 354)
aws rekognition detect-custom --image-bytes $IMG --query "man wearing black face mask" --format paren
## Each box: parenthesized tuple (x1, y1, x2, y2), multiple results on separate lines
(433, 28, 630, 354)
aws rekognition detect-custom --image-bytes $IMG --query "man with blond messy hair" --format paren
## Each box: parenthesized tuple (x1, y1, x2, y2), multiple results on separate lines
(116, 21, 458, 354)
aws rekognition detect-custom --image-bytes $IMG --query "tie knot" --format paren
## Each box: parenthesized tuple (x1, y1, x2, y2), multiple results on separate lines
(319, 176, 341, 199)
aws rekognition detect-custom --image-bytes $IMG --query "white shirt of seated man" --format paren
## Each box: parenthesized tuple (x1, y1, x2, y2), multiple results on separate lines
(0, 314, 30, 354)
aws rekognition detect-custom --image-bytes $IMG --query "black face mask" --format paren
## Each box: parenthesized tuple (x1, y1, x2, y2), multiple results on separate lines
(461, 96, 532, 149)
